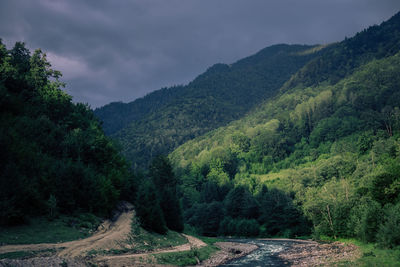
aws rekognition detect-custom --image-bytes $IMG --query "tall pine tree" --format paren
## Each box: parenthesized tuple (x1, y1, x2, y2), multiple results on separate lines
(149, 155, 184, 232)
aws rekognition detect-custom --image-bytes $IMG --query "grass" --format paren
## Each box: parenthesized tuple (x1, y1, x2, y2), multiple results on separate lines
(319, 237, 400, 266)
(154, 236, 221, 266)
(0, 213, 101, 245)
(126, 224, 188, 252)
(0, 249, 56, 259)
(88, 218, 188, 256)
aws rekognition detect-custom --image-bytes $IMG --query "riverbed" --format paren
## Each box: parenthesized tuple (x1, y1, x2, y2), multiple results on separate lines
(218, 239, 359, 267)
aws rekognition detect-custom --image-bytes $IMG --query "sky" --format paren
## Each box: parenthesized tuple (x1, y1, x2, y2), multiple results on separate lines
(0, 0, 399, 108)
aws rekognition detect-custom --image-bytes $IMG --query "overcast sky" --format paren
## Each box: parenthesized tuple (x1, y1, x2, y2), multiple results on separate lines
(0, 0, 399, 108)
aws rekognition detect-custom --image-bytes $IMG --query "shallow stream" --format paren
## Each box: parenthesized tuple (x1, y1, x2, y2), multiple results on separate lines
(219, 239, 302, 266)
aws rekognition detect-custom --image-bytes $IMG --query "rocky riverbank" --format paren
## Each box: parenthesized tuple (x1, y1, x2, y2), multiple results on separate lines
(275, 240, 360, 266)
(196, 241, 258, 266)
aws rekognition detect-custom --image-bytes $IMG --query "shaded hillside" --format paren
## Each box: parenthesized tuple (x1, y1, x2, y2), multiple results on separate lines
(0, 41, 132, 224)
(282, 11, 400, 92)
(94, 85, 185, 136)
(170, 12, 400, 246)
(0, 41, 182, 236)
(96, 44, 322, 168)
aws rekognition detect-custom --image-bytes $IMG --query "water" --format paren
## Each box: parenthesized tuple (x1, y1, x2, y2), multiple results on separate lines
(219, 239, 298, 267)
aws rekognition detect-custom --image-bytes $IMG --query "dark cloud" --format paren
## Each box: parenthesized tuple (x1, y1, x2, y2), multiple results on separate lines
(1, 0, 399, 107)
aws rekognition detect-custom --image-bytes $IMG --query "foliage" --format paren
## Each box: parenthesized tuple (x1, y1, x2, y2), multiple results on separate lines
(377, 202, 400, 248)
(149, 155, 184, 232)
(0, 41, 135, 225)
(135, 179, 167, 234)
(348, 197, 383, 243)
(95, 44, 322, 169)
(166, 12, 400, 248)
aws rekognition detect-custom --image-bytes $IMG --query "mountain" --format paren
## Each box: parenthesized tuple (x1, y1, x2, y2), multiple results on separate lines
(169, 12, 400, 246)
(95, 44, 322, 168)
(94, 85, 185, 136)
(171, 12, 400, 169)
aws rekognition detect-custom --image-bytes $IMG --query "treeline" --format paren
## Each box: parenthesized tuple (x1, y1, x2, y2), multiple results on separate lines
(135, 156, 183, 234)
(183, 181, 309, 237)
(0, 41, 183, 235)
(171, 12, 400, 248)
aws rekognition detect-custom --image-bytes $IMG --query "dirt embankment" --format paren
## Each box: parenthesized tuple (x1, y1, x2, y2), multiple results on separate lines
(0, 202, 135, 257)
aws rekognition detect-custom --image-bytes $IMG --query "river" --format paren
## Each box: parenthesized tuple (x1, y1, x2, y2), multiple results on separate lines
(219, 239, 304, 266)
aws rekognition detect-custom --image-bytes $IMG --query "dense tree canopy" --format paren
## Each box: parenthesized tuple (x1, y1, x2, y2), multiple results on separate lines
(95, 44, 322, 169)
(169, 12, 400, 246)
(0, 40, 134, 225)
(0, 41, 184, 236)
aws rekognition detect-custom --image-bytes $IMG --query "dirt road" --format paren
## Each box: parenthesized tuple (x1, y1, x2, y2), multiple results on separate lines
(0, 204, 207, 266)
(94, 234, 206, 267)
(0, 203, 134, 257)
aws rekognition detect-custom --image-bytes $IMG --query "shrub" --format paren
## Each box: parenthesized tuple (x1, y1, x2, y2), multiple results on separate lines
(377, 203, 400, 248)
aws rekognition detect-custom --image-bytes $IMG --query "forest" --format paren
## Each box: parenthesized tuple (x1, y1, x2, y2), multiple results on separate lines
(168, 11, 400, 248)
(95, 44, 322, 169)
(0, 40, 181, 235)
(1, 10, 400, 265)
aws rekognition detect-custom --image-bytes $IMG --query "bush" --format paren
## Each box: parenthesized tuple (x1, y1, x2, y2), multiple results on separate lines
(377, 203, 400, 248)
(236, 219, 260, 237)
(348, 197, 383, 242)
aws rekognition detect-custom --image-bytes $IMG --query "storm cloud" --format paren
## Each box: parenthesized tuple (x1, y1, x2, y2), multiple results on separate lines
(1, 0, 399, 107)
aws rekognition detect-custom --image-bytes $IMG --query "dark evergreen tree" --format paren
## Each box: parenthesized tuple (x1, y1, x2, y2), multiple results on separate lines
(149, 155, 184, 232)
(135, 179, 167, 234)
(224, 186, 259, 219)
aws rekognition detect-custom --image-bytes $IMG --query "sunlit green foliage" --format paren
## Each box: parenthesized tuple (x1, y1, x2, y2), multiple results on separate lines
(169, 12, 400, 247)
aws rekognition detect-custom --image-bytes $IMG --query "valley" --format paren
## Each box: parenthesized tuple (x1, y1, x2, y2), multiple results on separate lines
(1, 8, 400, 267)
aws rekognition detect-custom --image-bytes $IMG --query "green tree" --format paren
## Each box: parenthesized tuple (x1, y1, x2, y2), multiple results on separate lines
(149, 155, 184, 232)
(225, 186, 259, 219)
(135, 179, 167, 234)
(348, 197, 382, 242)
(377, 203, 400, 248)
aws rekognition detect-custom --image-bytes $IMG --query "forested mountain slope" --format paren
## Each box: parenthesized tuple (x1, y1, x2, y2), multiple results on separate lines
(170, 12, 400, 246)
(171, 12, 400, 170)
(95, 44, 322, 168)
(94, 85, 185, 136)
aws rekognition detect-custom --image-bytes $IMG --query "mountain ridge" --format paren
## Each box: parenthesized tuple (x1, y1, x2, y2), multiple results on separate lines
(95, 44, 322, 168)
